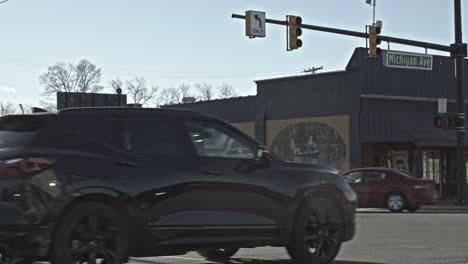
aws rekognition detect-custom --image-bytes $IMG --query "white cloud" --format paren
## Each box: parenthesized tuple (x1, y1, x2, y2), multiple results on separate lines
(0, 87, 17, 94)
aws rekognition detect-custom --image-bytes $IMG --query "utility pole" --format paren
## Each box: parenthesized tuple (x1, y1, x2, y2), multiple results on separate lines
(303, 66, 323, 74)
(453, 0, 466, 205)
(366, 0, 377, 25)
(372, 0, 376, 26)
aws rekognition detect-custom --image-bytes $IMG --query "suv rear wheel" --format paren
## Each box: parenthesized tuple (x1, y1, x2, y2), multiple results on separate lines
(51, 202, 130, 264)
(197, 248, 239, 261)
(287, 198, 342, 264)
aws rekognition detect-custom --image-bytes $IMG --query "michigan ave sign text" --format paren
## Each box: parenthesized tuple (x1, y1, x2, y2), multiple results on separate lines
(384, 51, 433, 70)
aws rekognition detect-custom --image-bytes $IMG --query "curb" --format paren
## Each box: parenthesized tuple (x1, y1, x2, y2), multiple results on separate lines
(357, 207, 468, 214)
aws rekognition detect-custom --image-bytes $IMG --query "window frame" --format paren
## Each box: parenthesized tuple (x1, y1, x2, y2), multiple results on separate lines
(362, 171, 387, 182)
(123, 118, 197, 158)
(344, 171, 365, 184)
(183, 119, 258, 160)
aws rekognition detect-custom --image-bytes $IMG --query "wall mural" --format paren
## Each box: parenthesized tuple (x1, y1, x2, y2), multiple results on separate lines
(270, 122, 347, 170)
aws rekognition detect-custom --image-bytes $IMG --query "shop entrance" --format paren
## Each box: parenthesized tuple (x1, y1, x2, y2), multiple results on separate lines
(422, 150, 448, 196)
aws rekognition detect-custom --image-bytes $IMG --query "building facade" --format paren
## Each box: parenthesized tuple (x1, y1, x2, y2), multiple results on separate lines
(167, 48, 468, 199)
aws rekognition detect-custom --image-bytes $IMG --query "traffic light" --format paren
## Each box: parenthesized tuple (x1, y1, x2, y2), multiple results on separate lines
(288, 16, 302, 50)
(368, 25, 381, 58)
(433, 114, 458, 130)
(433, 115, 448, 129)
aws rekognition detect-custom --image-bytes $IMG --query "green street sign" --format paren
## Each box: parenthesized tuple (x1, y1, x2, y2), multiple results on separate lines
(384, 51, 433, 70)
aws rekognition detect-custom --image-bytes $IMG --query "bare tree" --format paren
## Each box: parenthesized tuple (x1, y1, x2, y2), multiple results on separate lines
(0, 102, 18, 116)
(178, 84, 191, 99)
(125, 77, 157, 106)
(195, 83, 214, 101)
(109, 78, 124, 93)
(217, 83, 237, 99)
(75, 60, 103, 93)
(154, 88, 176, 107)
(40, 100, 58, 112)
(39, 60, 103, 97)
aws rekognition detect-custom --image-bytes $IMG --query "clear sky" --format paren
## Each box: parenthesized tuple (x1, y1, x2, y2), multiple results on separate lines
(0, 0, 466, 106)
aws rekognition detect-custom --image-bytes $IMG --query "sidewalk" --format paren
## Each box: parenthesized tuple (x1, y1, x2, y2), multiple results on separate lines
(357, 200, 468, 213)
(420, 199, 468, 213)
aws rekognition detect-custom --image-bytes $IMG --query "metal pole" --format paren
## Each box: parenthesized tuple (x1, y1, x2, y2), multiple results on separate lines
(232, 14, 454, 53)
(454, 0, 466, 205)
(373, 0, 376, 25)
(116, 88, 122, 107)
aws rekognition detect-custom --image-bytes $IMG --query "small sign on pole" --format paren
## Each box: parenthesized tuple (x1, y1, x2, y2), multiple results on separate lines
(438, 98, 447, 114)
(245, 10, 266, 38)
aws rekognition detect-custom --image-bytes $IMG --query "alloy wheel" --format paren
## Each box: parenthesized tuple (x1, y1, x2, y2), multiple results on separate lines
(66, 213, 120, 264)
(387, 194, 405, 211)
(303, 215, 340, 261)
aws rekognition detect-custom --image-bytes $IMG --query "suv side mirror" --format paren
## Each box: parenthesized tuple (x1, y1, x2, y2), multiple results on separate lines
(256, 147, 271, 160)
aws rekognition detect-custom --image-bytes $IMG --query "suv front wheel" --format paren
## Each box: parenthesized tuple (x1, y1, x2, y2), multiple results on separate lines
(287, 198, 342, 264)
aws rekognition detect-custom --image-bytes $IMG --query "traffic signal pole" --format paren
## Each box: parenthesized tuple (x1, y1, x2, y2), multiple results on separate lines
(233, 2, 467, 203)
(453, 0, 466, 204)
(232, 14, 453, 52)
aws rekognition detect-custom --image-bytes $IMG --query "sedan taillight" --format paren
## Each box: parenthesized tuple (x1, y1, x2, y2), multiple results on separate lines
(0, 158, 53, 175)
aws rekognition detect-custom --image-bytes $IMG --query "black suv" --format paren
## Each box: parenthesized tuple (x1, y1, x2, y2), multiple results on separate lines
(0, 108, 356, 264)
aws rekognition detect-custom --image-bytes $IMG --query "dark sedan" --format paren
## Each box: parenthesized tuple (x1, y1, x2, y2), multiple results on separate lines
(342, 168, 438, 212)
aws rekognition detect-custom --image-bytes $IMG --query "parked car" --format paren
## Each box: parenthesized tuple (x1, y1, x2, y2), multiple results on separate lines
(342, 167, 438, 212)
(0, 107, 356, 264)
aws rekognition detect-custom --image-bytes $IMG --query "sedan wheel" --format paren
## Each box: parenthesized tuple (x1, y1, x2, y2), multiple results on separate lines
(386, 193, 406, 213)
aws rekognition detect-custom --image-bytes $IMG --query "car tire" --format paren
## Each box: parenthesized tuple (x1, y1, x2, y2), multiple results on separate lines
(408, 206, 420, 212)
(286, 198, 342, 264)
(385, 192, 407, 213)
(50, 201, 130, 264)
(197, 248, 239, 260)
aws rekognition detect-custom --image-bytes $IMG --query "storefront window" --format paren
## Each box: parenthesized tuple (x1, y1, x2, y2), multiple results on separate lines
(383, 150, 410, 172)
(422, 150, 447, 184)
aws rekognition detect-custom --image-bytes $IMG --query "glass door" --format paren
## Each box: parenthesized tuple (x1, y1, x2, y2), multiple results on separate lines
(423, 150, 447, 195)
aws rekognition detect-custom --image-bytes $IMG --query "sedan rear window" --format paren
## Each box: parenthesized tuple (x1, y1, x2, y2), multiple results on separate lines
(398, 170, 416, 179)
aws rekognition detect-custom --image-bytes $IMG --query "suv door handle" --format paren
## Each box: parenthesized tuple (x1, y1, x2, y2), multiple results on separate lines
(117, 161, 137, 168)
(203, 169, 222, 176)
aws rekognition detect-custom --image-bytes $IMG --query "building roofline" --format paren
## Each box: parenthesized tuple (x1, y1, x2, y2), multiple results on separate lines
(162, 95, 256, 107)
(254, 70, 348, 84)
(59, 107, 196, 115)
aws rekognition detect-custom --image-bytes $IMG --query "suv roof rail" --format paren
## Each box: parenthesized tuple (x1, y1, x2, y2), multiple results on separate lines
(58, 107, 197, 114)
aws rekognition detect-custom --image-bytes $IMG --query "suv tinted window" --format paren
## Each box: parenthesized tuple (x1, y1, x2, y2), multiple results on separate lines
(77, 119, 125, 150)
(0, 116, 46, 148)
(126, 119, 193, 157)
(185, 120, 255, 159)
(33, 118, 126, 152)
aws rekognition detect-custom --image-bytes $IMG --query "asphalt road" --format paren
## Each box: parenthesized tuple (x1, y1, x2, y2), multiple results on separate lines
(128, 212, 468, 264)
